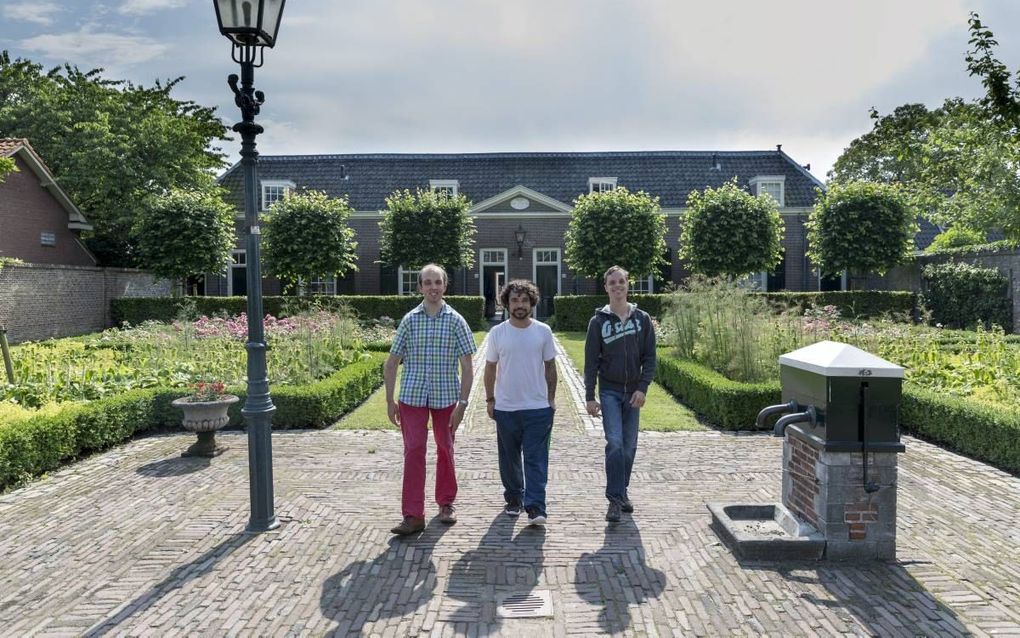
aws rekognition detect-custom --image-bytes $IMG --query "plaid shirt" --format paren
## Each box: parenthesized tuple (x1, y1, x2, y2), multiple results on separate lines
(391, 301, 476, 408)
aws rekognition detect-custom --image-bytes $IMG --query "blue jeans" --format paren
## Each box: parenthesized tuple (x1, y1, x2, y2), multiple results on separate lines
(494, 407, 554, 516)
(600, 389, 640, 504)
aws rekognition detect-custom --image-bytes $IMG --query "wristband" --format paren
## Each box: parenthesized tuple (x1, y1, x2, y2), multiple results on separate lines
(485, 397, 495, 403)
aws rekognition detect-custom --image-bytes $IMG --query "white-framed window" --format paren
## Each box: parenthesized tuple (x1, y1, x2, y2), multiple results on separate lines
(40, 231, 56, 246)
(398, 266, 420, 296)
(429, 179, 459, 197)
(630, 275, 654, 294)
(307, 275, 337, 295)
(588, 177, 618, 193)
(261, 180, 294, 211)
(749, 175, 785, 207)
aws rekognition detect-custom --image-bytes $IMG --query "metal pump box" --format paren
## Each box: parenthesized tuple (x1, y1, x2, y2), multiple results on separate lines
(778, 341, 905, 453)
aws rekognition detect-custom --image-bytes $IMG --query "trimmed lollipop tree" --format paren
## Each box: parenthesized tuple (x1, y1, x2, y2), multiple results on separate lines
(806, 181, 917, 289)
(133, 187, 235, 294)
(378, 188, 476, 275)
(679, 180, 784, 279)
(563, 187, 667, 280)
(262, 190, 358, 292)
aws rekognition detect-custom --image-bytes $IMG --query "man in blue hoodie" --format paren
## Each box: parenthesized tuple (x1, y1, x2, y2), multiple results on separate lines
(584, 265, 657, 523)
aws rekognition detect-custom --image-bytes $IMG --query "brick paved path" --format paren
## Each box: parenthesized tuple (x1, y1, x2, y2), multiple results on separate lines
(1, 339, 1018, 636)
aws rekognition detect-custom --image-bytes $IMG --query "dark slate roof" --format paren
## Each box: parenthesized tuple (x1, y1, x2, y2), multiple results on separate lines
(218, 150, 823, 211)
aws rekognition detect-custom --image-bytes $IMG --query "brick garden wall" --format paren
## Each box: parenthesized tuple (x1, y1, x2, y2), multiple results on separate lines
(0, 263, 171, 344)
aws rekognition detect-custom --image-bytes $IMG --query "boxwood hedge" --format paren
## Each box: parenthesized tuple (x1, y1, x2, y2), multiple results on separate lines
(111, 295, 487, 330)
(0, 352, 386, 491)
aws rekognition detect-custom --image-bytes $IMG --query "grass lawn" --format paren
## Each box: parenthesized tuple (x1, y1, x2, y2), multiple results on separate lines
(334, 331, 487, 430)
(555, 332, 706, 432)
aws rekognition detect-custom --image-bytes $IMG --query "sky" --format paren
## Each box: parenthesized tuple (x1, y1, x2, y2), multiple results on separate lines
(2, 0, 1019, 180)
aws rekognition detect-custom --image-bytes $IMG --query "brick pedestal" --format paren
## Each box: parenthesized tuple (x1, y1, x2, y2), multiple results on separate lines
(783, 428, 898, 561)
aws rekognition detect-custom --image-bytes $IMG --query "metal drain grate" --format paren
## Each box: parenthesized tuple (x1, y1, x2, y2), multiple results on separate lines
(496, 590, 553, 618)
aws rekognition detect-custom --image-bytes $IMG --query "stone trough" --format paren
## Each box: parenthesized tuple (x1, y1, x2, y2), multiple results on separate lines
(707, 502, 825, 561)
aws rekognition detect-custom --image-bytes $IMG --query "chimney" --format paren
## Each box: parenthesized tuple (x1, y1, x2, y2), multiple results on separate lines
(776, 144, 783, 152)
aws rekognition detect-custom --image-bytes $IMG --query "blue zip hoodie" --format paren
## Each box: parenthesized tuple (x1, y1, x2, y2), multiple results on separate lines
(584, 303, 657, 401)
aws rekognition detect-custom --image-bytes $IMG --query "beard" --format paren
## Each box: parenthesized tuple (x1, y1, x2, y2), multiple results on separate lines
(511, 307, 530, 318)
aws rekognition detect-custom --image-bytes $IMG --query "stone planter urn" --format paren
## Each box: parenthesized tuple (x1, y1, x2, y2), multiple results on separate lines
(171, 394, 239, 457)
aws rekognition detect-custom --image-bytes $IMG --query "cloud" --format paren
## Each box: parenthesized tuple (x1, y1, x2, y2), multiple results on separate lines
(118, 0, 189, 16)
(19, 31, 171, 68)
(2, 2, 61, 25)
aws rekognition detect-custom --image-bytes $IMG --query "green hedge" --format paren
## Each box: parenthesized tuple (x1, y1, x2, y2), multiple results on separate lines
(655, 355, 781, 429)
(901, 386, 1020, 474)
(111, 295, 487, 330)
(921, 262, 1012, 331)
(0, 352, 386, 490)
(654, 353, 1019, 473)
(552, 291, 917, 331)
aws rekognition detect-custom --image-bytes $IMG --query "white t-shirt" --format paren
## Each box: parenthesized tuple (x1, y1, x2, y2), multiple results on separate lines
(485, 319, 557, 411)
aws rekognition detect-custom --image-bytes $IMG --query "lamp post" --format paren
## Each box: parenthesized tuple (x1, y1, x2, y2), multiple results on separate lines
(214, 0, 285, 533)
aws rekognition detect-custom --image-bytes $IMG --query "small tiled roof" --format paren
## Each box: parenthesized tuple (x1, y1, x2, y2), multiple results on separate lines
(0, 138, 93, 231)
(218, 150, 824, 211)
(0, 138, 30, 156)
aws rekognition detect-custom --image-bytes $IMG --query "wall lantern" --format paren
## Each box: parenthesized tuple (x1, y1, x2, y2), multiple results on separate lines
(514, 225, 527, 258)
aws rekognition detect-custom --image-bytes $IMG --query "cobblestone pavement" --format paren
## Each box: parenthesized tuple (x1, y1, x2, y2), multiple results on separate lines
(1, 338, 1018, 637)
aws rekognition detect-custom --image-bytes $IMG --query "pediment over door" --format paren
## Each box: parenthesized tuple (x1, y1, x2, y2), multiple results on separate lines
(470, 185, 572, 215)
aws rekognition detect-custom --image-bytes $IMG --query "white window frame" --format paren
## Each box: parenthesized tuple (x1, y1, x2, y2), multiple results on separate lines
(227, 249, 247, 296)
(429, 179, 459, 197)
(261, 180, 295, 211)
(531, 248, 562, 297)
(749, 175, 785, 207)
(479, 248, 508, 305)
(398, 266, 421, 296)
(588, 177, 618, 193)
(306, 275, 337, 295)
(629, 274, 654, 294)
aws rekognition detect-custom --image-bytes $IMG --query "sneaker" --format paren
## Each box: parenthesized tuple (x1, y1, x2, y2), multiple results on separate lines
(527, 508, 547, 527)
(621, 496, 634, 513)
(504, 502, 522, 517)
(606, 501, 622, 523)
(391, 516, 426, 536)
(438, 504, 458, 525)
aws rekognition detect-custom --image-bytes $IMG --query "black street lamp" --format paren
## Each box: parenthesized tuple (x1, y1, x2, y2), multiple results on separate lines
(514, 224, 527, 258)
(214, 0, 286, 533)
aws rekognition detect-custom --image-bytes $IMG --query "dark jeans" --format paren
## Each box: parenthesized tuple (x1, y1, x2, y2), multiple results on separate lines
(600, 389, 640, 504)
(494, 407, 554, 516)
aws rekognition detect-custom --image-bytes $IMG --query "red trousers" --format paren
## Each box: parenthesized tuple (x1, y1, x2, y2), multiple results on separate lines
(398, 402, 458, 518)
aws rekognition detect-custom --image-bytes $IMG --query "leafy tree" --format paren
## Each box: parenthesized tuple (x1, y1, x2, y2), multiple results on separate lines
(378, 189, 475, 273)
(132, 188, 235, 291)
(564, 187, 666, 280)
(806, 182, 917, 286)
(262, 190, 358, 286)
(678, 180, 783, 278)
(0, 52, 229, 266)
(965, 12, 1020, 133)
(925, 226, 986, 253)
(0, 157, 15, 182)
(828, 103, 940, 185)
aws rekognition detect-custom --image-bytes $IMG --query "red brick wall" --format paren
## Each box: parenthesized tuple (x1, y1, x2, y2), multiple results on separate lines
(786, 434, 820, 529)
(0, 156, 95, 266)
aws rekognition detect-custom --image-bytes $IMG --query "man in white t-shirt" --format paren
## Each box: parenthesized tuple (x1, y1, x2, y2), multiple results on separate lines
(484, 279, 557, 526)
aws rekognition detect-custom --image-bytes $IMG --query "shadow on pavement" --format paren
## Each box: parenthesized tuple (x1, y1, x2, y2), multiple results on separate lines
(136, 456, 210, 477)
(319, 519, 451, 636)
(574, 517, 666, 635)
(445, 513, 547, 633)
(740, 559, 966, 636)
(84, 531, 256, 637)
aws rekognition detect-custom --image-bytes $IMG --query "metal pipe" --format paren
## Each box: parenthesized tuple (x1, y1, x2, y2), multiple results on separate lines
(0, 327, 13, 383)
(773, 406, 819, 437)
(861, 383, 879, 493)
(755, 399, 799, 429)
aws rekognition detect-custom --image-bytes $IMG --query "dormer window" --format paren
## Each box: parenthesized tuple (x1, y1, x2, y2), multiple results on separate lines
(750, 176, 785, 207)
(261, 180, 294, 211)
(589, 177, 618, 193)
(430, 179, 459, 197)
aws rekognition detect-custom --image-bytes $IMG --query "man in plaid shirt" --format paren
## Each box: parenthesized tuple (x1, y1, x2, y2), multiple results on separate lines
(384, 263, 476, 536)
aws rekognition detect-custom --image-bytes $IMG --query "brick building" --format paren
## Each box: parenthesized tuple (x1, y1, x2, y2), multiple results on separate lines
(215, 148, 830, 319)
(0, 138, 95, 267)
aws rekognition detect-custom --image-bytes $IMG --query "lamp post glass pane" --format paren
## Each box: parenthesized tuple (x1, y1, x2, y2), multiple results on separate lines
(214, 0, 285, 47)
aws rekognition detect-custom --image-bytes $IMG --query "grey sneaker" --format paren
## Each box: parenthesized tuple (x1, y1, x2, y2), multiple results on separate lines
(526, 507, 547, 527)
(504, 502, 522, 517)
(438, 504, 457, 525)
(621, 496, 634, 513)
(606, 501, 622, 523)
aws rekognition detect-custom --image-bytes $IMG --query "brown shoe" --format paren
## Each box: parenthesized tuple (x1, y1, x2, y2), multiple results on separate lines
(391, 516, 426, 535)
(438, 504, 457, 525)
